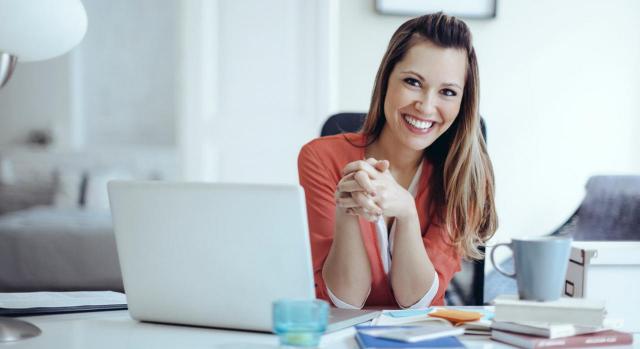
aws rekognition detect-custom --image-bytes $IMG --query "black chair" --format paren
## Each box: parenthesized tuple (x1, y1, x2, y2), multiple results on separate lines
(321, 113, 367, 137)
(320, 112, 488, 305)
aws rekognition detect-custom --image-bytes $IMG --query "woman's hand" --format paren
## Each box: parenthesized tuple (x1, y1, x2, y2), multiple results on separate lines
(336, 158, 416, 221)
(335, 169, 381, 222)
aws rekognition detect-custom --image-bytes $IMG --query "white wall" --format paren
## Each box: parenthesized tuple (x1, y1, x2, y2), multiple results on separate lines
(333, 0, 640, 251)
(0, 55, 71, 146)
(178, 0, 333, 184)
(77, 0, 179, 148)
(0, 0, 179, 149)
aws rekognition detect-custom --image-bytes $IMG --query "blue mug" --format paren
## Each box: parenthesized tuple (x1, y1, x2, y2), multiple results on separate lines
(490, 236, 572, 301)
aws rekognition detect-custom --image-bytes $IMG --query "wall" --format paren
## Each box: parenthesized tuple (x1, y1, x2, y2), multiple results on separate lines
(77, 0, 179, 148)
(334, 0, 640, 250)
(0, 55, 71, 146)
(0, 0, 179, 149)
(177, 0, 332, 183)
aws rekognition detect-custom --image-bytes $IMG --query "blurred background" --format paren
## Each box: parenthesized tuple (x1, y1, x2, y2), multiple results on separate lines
(0, 0, 638, 276)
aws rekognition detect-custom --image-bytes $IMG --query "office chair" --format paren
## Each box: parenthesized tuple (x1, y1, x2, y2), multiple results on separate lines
(320, 113, 367, 137)
(320, 112, 488, 305)
(484, 175, 640, 303)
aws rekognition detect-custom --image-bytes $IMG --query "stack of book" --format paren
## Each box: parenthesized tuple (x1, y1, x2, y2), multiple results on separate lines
(490, 295, 633, 348)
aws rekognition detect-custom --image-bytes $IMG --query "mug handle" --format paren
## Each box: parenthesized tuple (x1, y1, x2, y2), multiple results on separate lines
(490, 242, 516, 278)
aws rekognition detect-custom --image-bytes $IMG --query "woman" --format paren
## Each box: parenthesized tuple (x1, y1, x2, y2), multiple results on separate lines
(298, 12, 497, 309)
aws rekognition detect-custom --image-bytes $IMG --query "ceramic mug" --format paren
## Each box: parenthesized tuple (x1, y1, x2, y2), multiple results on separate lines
(490, 236, 573, 301)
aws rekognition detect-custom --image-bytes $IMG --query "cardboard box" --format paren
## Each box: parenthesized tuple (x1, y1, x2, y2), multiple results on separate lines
(565, 241, 640, 332)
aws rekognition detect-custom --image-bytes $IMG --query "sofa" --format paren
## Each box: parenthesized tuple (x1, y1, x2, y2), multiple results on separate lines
(0, 146, 178, 292)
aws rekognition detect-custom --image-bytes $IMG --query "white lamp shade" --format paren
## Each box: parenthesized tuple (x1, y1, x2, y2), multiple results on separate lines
(0, 0, 87, 62)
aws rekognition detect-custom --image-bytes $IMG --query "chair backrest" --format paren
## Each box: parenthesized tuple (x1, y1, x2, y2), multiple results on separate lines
(320, 112, 367, 137)
(319, 112, 488, 305)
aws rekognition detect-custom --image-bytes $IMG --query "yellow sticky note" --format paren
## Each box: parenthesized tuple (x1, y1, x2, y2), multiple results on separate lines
(428, 309, 482, 325)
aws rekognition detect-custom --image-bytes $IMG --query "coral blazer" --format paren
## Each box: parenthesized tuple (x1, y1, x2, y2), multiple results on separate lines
(297, 133, 461, 307)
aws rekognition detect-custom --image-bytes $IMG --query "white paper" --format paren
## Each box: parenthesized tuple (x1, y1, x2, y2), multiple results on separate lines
(0, 291, 126, 309)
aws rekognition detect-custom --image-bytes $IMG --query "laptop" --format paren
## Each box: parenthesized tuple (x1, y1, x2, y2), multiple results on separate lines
(107, 181, 379, 332)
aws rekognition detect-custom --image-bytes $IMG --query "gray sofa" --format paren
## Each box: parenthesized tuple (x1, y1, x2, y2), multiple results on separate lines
(0, 146, 177, 292)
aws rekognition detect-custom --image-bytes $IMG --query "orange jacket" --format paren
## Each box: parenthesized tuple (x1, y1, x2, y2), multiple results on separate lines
(298, 133, 461, 307)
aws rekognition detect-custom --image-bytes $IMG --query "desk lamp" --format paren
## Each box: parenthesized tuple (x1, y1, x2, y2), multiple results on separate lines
(0, 0, 87, 342)
(0, 0, 87, 87)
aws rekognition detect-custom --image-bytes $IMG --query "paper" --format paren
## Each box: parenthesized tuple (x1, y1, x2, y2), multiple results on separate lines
(386, 308, 431, 318)
(0, 291, 126, 309)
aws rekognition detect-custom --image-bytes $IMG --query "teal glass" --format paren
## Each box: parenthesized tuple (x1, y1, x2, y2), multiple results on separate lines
(273, 299, 329, 348)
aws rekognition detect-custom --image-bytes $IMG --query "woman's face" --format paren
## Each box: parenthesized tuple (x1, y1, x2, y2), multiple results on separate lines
(383, 40, 467, 152)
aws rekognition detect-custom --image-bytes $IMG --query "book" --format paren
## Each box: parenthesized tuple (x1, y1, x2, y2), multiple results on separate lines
(491, 329, 633, 349)
(0, 291, 127, 316)
(362, 326, 464, 343)
(355, 325, 465, 348)
(372, 308, 493, 335)
(493, 295, 606, 327)
(491, 319, 622, 339)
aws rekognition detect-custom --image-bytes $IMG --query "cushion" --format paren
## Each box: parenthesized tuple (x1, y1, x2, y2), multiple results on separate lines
(52, 170, 85, 209)
(84, 170, 134, 211)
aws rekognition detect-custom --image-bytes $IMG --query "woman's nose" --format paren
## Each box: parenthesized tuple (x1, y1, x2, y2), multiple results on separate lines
(414, 92, 437, 115)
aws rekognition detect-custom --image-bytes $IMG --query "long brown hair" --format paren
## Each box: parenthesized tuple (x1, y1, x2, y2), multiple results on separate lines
(361, 12, 497, 259)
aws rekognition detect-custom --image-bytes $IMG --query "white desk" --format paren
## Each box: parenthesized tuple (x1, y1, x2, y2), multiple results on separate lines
(4, 310, 639, 348)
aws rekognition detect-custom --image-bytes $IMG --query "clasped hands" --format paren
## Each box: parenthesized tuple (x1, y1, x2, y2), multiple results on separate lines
(335, 158, 414, 222)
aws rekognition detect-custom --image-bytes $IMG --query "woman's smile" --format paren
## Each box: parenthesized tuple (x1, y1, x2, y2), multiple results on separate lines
(401, 113, 435, 135)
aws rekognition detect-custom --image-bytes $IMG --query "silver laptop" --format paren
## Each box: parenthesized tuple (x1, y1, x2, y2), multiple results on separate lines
(108, 181, 379, 332)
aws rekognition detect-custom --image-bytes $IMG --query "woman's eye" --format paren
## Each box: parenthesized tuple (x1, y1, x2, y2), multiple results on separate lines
(403, 78, 421, 87)
(441, 89, 457, 97)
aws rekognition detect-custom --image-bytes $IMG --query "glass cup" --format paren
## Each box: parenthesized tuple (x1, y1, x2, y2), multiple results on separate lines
(272, 299, 329, 348)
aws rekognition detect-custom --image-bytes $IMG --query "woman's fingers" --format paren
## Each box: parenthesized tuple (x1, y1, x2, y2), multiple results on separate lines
(336, 196, 359, 208)
(338, 193, 380, 212)
(374, 159, 390, 172)
(354, 170, 376, 194)
(337, 171, 355, 184)
(365, 157, 379, 166)
(352, 192, 382, 214)
(346, 207, 380, 222)
(337, 191, 382, 217)
(337, 179, 366, 193)
(341, 160, 380, 178)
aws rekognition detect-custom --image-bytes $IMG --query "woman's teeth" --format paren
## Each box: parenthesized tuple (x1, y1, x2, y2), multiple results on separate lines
(403, 114, 433, 130)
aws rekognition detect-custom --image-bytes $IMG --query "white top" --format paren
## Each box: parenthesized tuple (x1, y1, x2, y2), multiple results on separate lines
(327, 161, 439, 309)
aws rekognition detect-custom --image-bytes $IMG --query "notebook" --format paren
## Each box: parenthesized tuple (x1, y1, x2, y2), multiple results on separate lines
(355, 325, 465, 348)
(0, 291, 127, 316)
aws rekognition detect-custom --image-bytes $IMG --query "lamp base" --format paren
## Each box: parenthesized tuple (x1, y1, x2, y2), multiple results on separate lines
(0, 317, 42, 342)
(0, 53, 18, 89)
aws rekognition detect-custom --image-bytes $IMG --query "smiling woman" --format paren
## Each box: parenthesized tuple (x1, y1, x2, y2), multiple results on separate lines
(380, 40, 467, 154)
(298, 12, 497, 310)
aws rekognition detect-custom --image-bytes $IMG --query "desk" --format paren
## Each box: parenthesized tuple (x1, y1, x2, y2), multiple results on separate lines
(4, 310, 639, 348)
